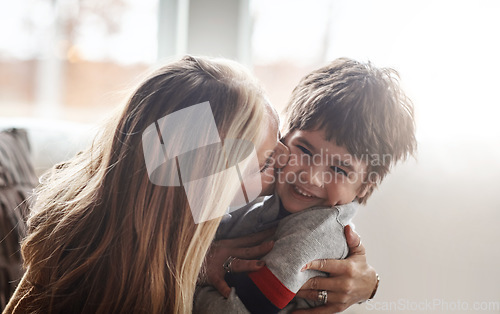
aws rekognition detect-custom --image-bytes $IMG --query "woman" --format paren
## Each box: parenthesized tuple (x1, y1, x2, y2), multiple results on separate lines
(6, 55, 376, 314)
(5, 55, 277, 313)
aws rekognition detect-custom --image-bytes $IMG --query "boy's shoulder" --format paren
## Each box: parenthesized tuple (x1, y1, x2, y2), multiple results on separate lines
(216, 194, 281, 240)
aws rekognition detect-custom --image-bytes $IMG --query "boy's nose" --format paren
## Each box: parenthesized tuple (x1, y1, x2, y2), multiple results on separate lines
(310, 168, 324, 188)
(299, 166, 324, 188)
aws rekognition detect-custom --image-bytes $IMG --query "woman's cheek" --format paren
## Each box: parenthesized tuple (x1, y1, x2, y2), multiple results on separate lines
(260, 167, 275, 196)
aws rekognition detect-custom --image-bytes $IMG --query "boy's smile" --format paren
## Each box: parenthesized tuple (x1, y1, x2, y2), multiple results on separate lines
(276, 129, 371, 213)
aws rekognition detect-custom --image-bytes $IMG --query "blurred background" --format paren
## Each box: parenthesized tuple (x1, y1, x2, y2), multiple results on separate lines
(0, 0, 499, 313)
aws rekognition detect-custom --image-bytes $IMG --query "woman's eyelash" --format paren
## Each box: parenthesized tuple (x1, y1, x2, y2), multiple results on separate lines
(259, 161, 270, 173)
(297, 145, 312, 156)
(259, 154, 274, 173)
(331, 166, 348, 176)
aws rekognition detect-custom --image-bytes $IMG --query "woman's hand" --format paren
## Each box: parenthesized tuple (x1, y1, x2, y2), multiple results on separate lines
(294, 225, 378, 313)
(199, 228, 275, 298)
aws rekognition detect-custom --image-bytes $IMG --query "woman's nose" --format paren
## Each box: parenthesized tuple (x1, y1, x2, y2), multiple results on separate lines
(273, 141, 290, 169)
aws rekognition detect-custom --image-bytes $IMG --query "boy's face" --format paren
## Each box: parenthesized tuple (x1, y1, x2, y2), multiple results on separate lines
(276, 129, 370, 213)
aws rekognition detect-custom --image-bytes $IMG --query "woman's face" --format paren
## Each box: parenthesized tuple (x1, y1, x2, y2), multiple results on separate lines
(231, 104, 289, 207)
(255, 106, 289, 196)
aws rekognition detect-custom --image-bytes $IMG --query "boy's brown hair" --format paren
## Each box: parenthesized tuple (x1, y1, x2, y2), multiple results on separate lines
(284, 57, 417, 203)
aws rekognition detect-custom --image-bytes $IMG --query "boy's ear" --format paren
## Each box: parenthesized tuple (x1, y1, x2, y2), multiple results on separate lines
(356, 183, 372, 199)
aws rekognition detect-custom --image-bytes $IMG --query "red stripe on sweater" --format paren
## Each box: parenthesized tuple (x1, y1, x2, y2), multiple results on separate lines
(248, 266, 295, 309)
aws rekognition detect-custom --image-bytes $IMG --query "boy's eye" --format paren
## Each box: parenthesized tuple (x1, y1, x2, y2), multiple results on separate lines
(297, 145, 312, 156)
(331, 166, 348, 176)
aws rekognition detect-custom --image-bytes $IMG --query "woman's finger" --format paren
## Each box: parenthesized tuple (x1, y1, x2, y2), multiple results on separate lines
(295, 288, 348, 304)
(212, 276, 232, 298)
(301, 258, 350, 277)
(299, 276, 338, 291)
(228, 258, 266, 273)
(295, 289, 323, 301)
(344, 225, 365, 255)
(231, 240, 274, 259)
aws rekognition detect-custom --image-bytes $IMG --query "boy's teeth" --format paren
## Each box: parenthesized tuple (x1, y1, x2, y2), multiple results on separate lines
(294, 186, 313, 197)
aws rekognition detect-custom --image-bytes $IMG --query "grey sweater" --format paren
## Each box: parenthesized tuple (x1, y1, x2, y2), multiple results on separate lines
(194, 195, 358, 313)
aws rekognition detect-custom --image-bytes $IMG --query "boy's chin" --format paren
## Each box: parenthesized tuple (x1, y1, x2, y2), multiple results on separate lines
(278, 182, 321, 212)
(282, 204, 307, 214)
(279, 193, 313, 213)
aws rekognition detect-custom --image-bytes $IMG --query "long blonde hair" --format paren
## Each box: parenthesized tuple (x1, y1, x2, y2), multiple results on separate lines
(6, 56, 266, 313)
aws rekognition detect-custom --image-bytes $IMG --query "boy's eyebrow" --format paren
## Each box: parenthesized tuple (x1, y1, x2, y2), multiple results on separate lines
(296, 137, 317, 152)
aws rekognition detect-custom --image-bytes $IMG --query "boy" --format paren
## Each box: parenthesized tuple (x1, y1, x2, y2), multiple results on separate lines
(194, 58, 417, 313)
